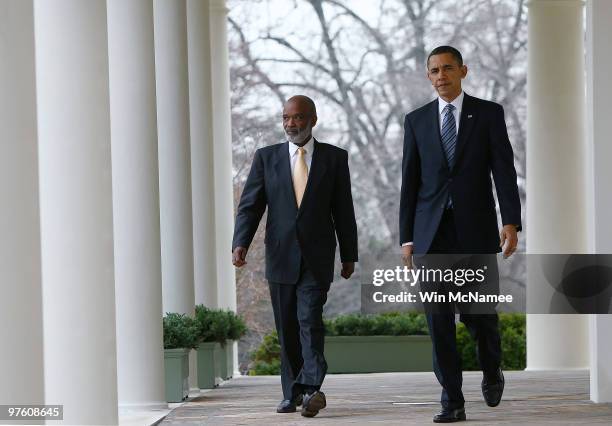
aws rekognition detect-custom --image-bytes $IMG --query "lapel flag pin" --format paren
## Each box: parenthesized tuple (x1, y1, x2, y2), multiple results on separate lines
(468, 114, 473, 119)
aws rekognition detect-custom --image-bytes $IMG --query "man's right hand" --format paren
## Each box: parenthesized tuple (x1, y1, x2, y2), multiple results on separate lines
(401, 245, 413, 268)
(232, 246, 248, 267)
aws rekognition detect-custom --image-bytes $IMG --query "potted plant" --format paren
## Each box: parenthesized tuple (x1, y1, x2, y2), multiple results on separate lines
(248, 313, 431, 375)
(163, 313, 199, 402)
(323, 312, 432, 373)
(213, 311, 230, 382)
(194, 305, 226, 389)
(249, 313, 526, 375)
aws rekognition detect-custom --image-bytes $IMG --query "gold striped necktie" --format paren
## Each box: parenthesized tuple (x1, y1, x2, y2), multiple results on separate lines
(293, 147, 308, 207)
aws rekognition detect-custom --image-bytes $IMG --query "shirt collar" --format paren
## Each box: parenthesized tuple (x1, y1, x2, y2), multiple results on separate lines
(289, 136, 314, 156)
(438, 90, 464, 115)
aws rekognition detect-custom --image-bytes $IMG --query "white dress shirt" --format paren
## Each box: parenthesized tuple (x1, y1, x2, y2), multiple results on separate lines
(438, 90, 464, 134)
(401, 92, 464, 247)
(289, 136, 314, 176)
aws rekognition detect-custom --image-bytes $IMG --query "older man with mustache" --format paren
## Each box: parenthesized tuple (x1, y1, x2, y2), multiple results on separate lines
(232, 95, 358, 417)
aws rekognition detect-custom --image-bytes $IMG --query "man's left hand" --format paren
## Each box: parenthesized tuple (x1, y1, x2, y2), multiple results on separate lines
(500, 225, 518, 259)
(341, 262, 355, 279)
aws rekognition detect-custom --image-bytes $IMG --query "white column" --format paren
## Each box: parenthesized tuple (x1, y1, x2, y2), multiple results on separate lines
(0, 0, 44, 406)
(154, 0, 195, 316)
(210, 0, 239, 375)
(210, 0, 237, 312)
(526, 0, 589, 370)
(34, 0, 118, 424)
(589, 317, 612, 401)
(107, 0, 166, 410)
(187, 0, 220, 390)
(188, 0, 218, 310)
(586, 0, 612, 403)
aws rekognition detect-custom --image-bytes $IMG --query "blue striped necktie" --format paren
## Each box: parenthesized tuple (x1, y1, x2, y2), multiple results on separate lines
(441, 103, 456, 208)
(441, 103, 457, 168)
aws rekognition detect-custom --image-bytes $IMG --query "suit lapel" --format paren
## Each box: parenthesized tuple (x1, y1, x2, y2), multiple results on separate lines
(273, 142, 298, 212)
(452, 93, 476, 171)
(297, 139, 326, 217)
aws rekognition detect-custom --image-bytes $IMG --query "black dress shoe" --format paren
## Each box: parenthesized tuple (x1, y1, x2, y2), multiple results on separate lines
(301, 391, 326, 417)
(276, 399, 296, 413)
(482, 368, 505, 407)
(276, 394, 303, 413)
(433, 407, 466, 423)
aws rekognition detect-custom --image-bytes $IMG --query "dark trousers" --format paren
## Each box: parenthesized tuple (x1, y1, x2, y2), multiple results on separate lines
(421, 209, 502, 409)
(268, 262, 330, 400)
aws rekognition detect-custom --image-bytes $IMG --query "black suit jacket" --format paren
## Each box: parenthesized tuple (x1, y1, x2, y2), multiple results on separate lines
(400, 93, 522, 254)
(233, 139, 358, 284)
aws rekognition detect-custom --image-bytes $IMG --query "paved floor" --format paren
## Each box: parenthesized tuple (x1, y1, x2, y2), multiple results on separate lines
(160, 371, 612, 425)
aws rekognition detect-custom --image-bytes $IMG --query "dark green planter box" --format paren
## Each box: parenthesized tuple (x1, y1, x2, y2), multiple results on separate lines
(225, 341, 234, 379)
(214, 342, 223, 384)
(218, 343, 228, 380)
(325, 335, 432, 373)
(164, 348, 190, 402)
(217, 341, 234, 379)
(197, 342, 221, 389)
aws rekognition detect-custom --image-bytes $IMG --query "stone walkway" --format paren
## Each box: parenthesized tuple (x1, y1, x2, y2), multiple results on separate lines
(160, 370, 612, 425)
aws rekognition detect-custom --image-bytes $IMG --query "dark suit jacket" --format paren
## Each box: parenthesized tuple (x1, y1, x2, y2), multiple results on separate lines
(232, 139, 358, 284)
(399, 93, 522, 254)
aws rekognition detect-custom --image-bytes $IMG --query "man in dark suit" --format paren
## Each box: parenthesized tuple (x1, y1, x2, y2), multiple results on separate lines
(399, 46, 522, 423)
(232, 95, 358, 418)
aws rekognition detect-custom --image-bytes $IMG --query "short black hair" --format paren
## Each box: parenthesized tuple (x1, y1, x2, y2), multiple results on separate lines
(427, 46, 463, 67)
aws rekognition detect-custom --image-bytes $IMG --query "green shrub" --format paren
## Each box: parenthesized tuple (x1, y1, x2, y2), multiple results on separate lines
(249, 331, 281, 375)
(227, 310, 248, 341)
(324, 312, 429, 336)
(498, 312, 527, 370)
(194, 305, 229, 343)
(163, 313, 200, 349)
(249, 359, 282, 376)
(248, 313, 526, 374)
(194, 305, 249, 345)
(456, 313, 526, 370)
